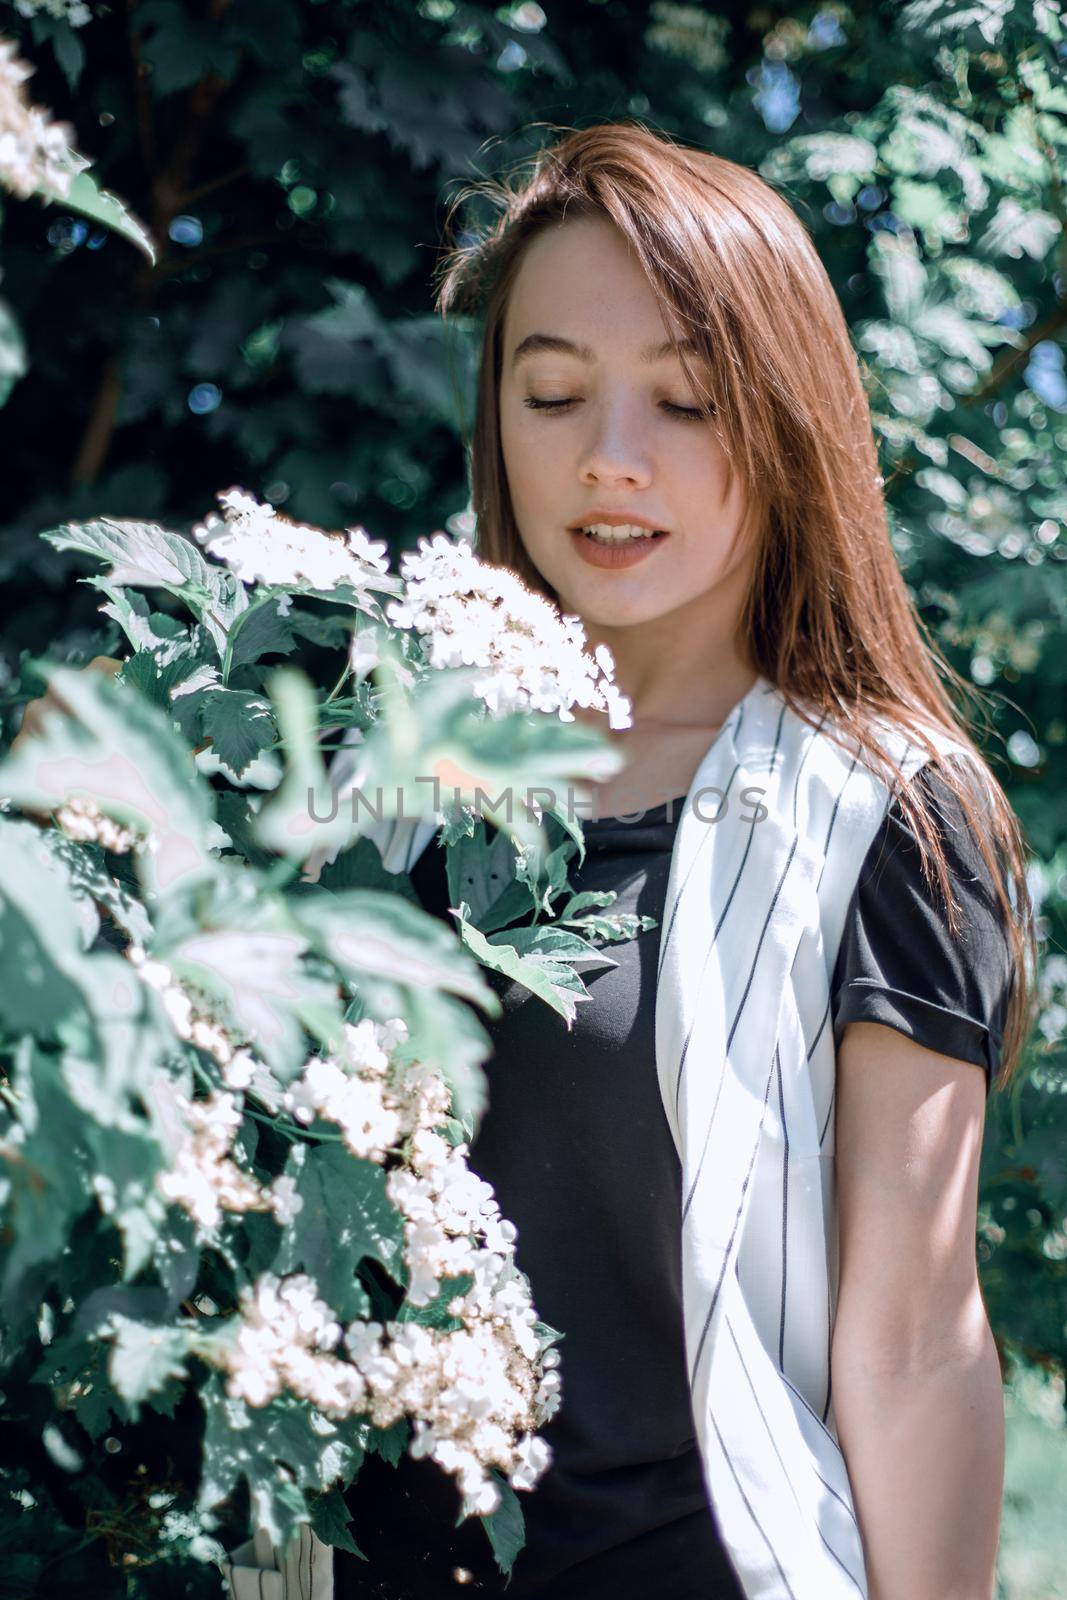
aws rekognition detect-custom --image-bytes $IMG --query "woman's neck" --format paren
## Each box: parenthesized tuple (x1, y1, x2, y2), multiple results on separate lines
(578, 650, 759, 735)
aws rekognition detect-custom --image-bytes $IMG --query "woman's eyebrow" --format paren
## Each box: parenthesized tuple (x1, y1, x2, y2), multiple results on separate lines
(510, 332, 701, 368)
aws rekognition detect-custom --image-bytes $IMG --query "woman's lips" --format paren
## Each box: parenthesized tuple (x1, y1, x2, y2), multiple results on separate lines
(569, 527, 669, 569)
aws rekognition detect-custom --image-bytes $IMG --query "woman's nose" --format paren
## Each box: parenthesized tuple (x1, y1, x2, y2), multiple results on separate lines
(578, 400, 653, 487)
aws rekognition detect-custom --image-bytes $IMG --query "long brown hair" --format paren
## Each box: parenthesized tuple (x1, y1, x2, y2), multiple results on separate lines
(433, 120, 1037, 1089)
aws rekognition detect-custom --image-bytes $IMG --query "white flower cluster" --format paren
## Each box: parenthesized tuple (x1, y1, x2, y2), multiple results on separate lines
(54, 794, 141, 854)
(126, 946, 298, 1232)
(11, 0, 94, 25)
(281, 1016, 448, 1168)
(144, 1070, 303, 1236)
(0, 39, 87, 202)
(154, 1085, 271, 1233)
(387, 1132, 518, 1305)
(208, 1015, 560, 1512)
(353, 1290, 557, 1512)
(214, 1272, 363, 1412)
(125, 948, 560, 1514)
(384, 534, 632, 729)
(210, 1255, 558, 1515)
(127, 942, 259, 1087)
(192, 487, 392, 593)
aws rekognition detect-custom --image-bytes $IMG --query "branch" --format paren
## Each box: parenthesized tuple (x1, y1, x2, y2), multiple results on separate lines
(881, 294, 1067, 495)
(177, 160, 250, 209)
(69, 6, 246, 488)
(153, 70, 234, 235)
(70, 350, 124, 488)
(149, 229, 278, 282)
(960, 300, 1067, 410)
(126, 0, 157, 186)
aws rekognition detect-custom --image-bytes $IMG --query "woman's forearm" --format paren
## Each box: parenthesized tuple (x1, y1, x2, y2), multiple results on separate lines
(831, 1303, 1005, 1600)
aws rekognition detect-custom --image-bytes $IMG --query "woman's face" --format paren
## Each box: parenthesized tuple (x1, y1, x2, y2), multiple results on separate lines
(498, 214, 753, 632)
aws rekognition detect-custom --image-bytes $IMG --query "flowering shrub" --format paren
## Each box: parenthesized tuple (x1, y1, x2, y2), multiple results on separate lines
(0, 494, 645, 1591)
(0, 30, 153, 414)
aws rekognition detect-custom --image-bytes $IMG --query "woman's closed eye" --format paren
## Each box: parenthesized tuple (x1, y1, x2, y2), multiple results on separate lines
(523, 396, 712, 422)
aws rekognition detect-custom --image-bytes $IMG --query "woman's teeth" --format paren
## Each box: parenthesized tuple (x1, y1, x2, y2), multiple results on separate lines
(578, 523, 667, 542)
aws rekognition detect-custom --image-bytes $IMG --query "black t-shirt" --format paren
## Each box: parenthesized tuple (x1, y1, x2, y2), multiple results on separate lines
(334, 763, 1013, 1600)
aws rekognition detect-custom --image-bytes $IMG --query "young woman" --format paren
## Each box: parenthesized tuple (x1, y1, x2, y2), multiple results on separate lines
(332, 123, 1036, 1600)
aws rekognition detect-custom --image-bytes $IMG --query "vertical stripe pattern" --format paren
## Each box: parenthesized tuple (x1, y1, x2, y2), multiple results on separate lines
(653, 675, 968, 1598)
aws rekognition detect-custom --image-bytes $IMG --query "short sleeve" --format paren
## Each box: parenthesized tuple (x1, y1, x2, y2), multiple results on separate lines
(830, 762, 1015, 1094)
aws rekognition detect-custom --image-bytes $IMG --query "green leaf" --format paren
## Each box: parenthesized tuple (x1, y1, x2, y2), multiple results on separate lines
(199, 688, 277, 778)
(0, 817, 99, 949)
(76, 1117, 171, 1280)
(226, 595, 299, 672)
(0, 662, 222, 899)
(0, 833, 172, 1288)
(451, 907, 613, 1030)
(395, 1271, 473, 1331)
(152, 1206, 202, 1312)
(160, 897, 344, 1081)
(293, 887, 500, 1013)
(912, 303, 1007, 367)
(760, 131, 877, 200)
(25, 12, 86, 91)
(555, 887, 615, 920)
(272, 1142, 405, 1317)
(510, 832, 575, 922)
(355, 635, 618, 863)
(62, 171, 156, 262)
(41, 517, 250, 659)
(0, 820, 147, 1046)
(360, 1415, 409, 1466)
(214, 791, 277, 868)
(385, 314, 479, 431)
(51, 20, 86, 91)
(241, 1208, 282, 1277)
(32, 1326, 122, 1441)
(869, 232, 928, 324)
(443, 821, 519, 927)
(535, 797, 589, 867)
(197, 1373, 362, 1553)
(978, 199, 1062, 262)
(96, 584, 194, 654)
(320, 835, 422, 899)
(255, 667, 356, 861)
(121, 641, 217, 712)
(489, 920, 620, 970)
(291, 280, 385, 394)
(105, 1315, 195, 1413)
(0, 1048, 93, 1311)
(475, 1472, 525, 1577)
(136, 0, 242, 94)
(289, 608, 363, 650)
(555, 907, 657, 944)
(899, 0, 1009, 47)
(308, 1484, 366, 1558)
(0, 297, 28, 409)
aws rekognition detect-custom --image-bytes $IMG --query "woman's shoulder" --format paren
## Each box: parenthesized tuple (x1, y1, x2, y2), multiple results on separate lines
(768, 686, 980, 829)
(831, 754, 1015, 1086)
(867, 753, 1014, 938)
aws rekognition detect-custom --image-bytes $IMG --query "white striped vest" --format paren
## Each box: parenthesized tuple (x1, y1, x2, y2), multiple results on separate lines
(229, 673, 971, 1600)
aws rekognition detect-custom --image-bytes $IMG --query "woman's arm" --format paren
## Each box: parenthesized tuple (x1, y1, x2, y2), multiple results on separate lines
(831, 1019, 1004, 1600)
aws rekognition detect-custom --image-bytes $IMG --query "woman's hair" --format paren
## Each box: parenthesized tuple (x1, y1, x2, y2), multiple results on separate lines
(433, 119, 1037, 1088)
